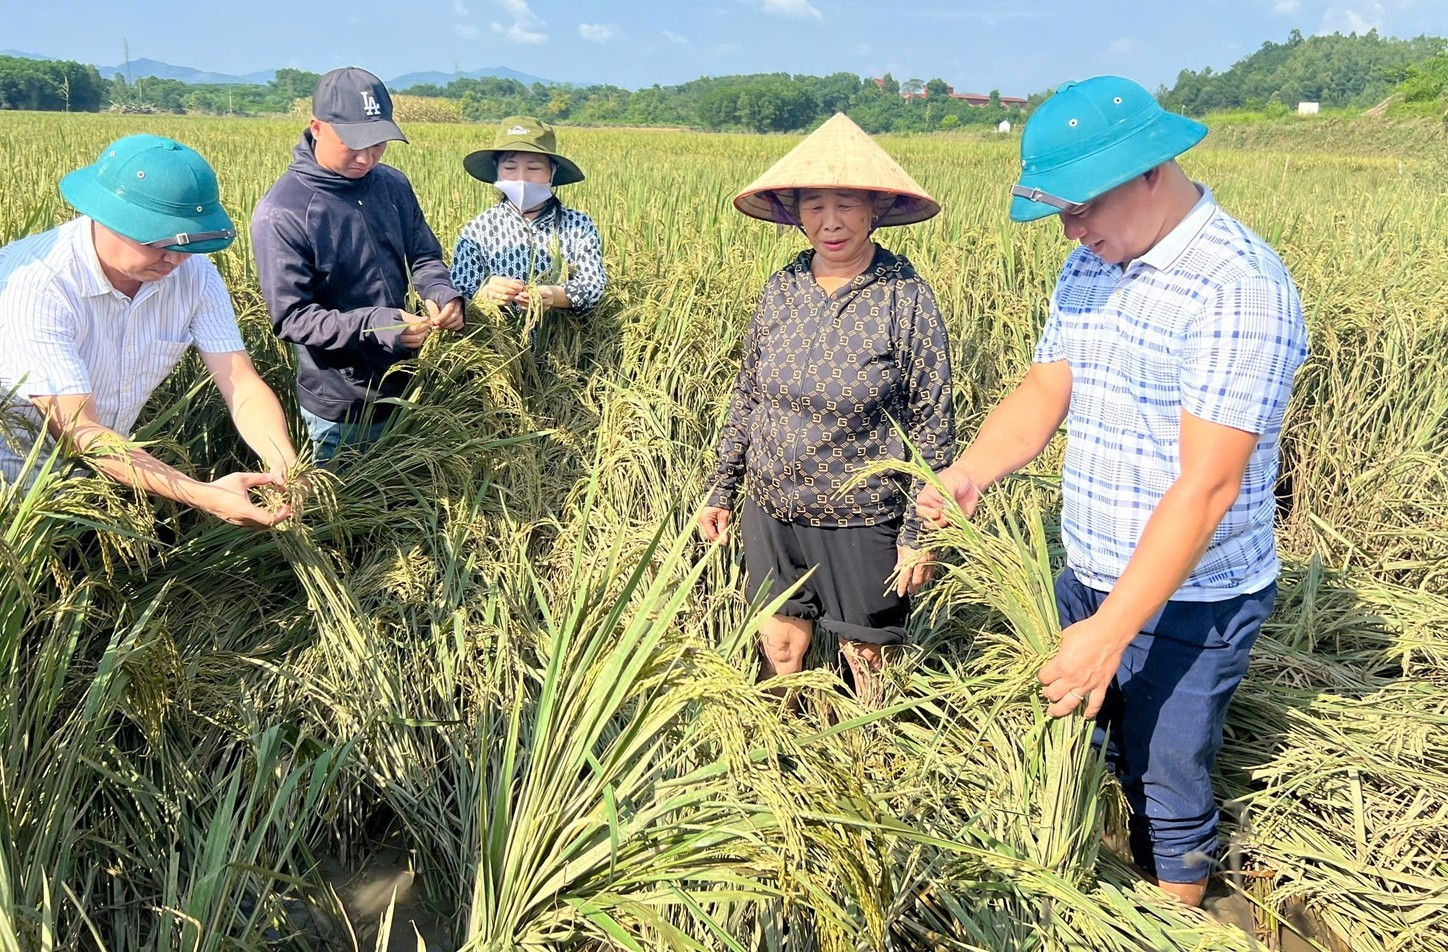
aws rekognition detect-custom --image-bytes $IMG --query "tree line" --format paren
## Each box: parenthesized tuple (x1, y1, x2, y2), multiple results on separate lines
(5, 28, 1447, 130)
(1160, 29, 1445, 114)
(0, 59, 324, 116)
(0, 56, 1027, 134)
(0, 57, 106, 111)
(403, 71, 1031, 134)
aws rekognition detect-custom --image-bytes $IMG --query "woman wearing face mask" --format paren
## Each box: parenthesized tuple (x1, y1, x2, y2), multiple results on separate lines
(452, 116, 606, 323)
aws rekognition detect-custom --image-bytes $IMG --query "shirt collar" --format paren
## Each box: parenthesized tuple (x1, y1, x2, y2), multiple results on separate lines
(1133, 183, 1216, 272)
(72, 216, 175, 302)
(501, 198, 561, 225)
(71, 217, 117, 298)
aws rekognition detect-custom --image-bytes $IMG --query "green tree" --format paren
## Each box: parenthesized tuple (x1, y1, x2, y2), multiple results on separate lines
(812, 72, 864, 113)
(735, 80, 816, 132)
(0, 56, 105, 112)
(269, 68, 320, 109)
(925, 77, 950, 98)
(1162, 29, 1446, 114)
(696, 88, 740, 130)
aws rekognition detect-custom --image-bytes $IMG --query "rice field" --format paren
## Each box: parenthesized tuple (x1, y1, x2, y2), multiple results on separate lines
(1, 111, 1446, 951)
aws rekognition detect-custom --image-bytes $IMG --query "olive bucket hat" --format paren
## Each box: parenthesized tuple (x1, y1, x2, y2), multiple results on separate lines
(59, 134, 236, 253)
(463, 115, 584, 185)
(1010, 75, 1207, 223)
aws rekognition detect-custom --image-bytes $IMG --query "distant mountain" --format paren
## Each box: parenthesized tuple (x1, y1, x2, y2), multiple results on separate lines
(2, 50, 551, 90)
(389, 66, 554, 91)
(95, 58, 261, 85)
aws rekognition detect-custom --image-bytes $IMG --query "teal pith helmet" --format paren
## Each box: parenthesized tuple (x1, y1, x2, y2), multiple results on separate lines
(1009, 75, 1207, 223)
(59, 134, 236, 253)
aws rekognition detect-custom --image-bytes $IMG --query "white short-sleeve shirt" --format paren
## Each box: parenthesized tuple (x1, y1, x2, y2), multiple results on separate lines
(0, 217, 245, 485)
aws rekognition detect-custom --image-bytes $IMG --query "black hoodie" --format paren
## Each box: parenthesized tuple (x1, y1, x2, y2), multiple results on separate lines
(250, 130, 459, 424)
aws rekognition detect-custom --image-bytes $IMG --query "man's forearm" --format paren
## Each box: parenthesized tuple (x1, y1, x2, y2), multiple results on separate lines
(76, 427, 220, 509)
(955, 384, 1065, 488)
(226, 378, 297, 474)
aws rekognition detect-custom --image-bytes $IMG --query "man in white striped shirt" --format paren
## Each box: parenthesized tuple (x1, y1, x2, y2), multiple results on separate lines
(0, 134, 300, 528)
(919, 77, 1307, 907)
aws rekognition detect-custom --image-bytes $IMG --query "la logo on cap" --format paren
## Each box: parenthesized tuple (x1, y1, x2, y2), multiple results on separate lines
(507, 125, 529, 135)
(361, 90, 382, 117)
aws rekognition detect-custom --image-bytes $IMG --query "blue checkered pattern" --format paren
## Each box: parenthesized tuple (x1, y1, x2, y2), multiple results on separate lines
(1034, 188, 1308, 600)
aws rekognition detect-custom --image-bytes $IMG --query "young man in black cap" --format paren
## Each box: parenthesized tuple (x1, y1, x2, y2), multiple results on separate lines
(251, 66, 464, 462)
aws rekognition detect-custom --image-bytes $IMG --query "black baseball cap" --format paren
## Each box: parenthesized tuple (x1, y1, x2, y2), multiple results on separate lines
(311, 67, 408, 149)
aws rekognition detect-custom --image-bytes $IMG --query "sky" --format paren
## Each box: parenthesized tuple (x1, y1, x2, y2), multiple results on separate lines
(7, 0, 1447, 96)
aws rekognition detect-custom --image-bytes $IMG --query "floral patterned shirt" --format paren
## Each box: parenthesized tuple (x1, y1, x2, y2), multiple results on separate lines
(450, 199, 606, 314)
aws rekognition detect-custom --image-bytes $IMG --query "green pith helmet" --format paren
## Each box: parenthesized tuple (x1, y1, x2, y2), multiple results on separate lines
(1010, 75, 1207, 223)
(59, 134, 236, 253)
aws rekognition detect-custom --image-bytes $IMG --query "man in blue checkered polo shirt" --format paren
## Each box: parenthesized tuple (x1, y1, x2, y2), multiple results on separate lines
(918, 75, 1308, 907)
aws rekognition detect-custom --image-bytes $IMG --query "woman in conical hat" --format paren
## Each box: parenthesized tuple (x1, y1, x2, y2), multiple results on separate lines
(699, 113, 955, 700)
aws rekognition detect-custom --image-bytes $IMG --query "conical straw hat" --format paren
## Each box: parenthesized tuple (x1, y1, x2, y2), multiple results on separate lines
(733, 113, 940, 227)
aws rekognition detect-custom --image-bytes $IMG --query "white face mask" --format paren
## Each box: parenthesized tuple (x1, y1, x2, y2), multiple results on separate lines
(496, 180, 553, 212)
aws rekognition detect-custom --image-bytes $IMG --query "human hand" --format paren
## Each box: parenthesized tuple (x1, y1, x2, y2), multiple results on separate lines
(205, 471, 291, 529)
(400, 310, 432, 350)
(698, 506, 732, 545)
(513, 284, 557, 309)
(427, 297, 466, 331)
(893, 545, 934, 597)
(916, 466, 983, 529)
(1037, 615, 1132, 719)
(482, 276, 526, 306)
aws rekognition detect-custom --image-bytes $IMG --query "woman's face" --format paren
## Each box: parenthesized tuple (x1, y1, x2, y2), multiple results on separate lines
(797, 188, 878, 273)
(496, 151, 554, 184)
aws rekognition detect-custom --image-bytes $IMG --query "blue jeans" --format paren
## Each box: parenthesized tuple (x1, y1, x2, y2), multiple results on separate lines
(299, 406, 388, 465)
(1054, 568, 1276, 884)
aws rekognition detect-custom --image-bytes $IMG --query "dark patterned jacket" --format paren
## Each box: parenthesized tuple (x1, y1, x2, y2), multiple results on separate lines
(451, 200, 606, 313)
(707, 246, 954, 547)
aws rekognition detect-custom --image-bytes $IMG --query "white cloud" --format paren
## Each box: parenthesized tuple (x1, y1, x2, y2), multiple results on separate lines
(715, 42, 742, 55)
(1273, 0, 1301, 13)
(1315, 0, 1432, 34)
(452, 0, 479, 39)
(579, 23, 618, 42)
(662, 29, 689, 44)
(491, 0, 548, 44)
(1109, 37, 1136, 54)
(762, 0, 823, 20)
(1344, 9, 1378, 30)
(1319, 4, 1381, 33)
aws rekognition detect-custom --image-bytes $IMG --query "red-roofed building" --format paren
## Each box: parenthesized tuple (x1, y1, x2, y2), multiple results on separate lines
(872, 78, 1026, 108)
